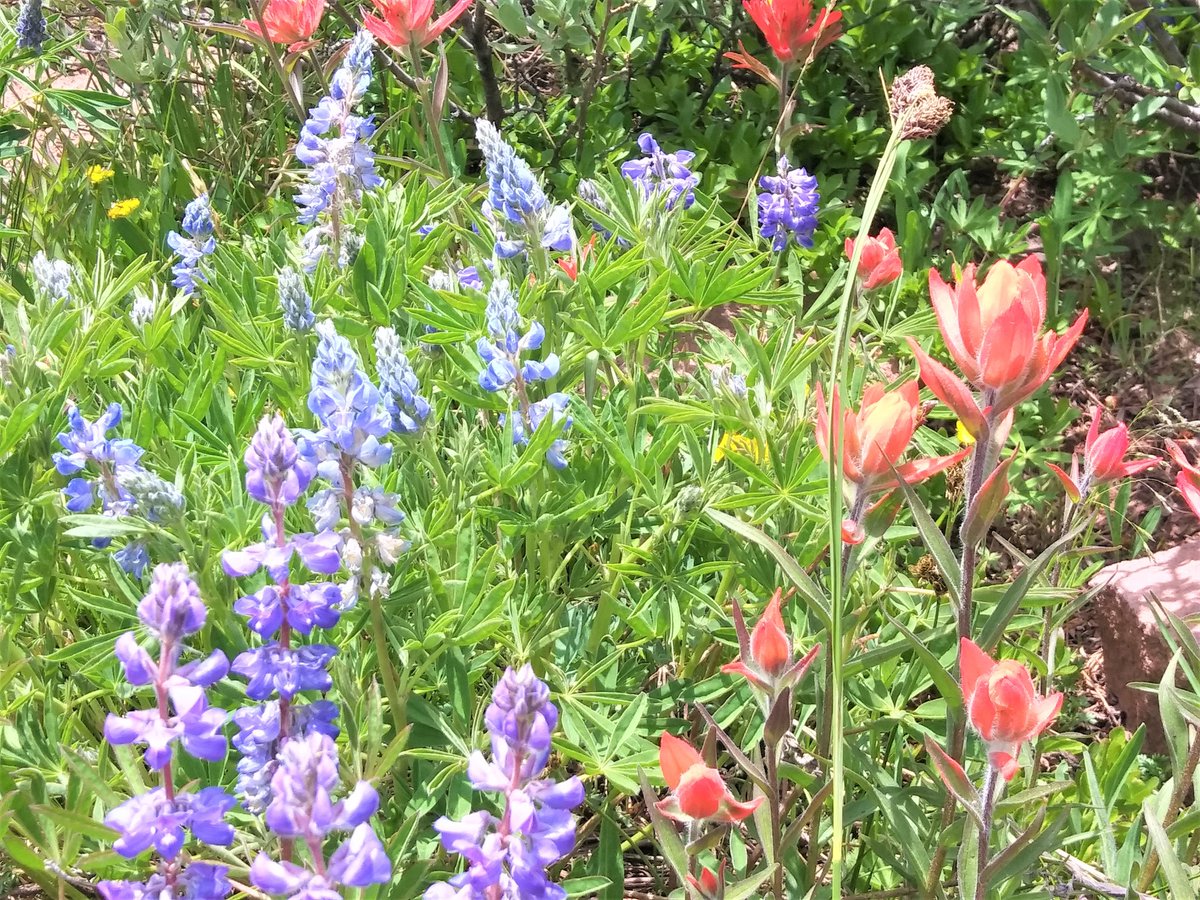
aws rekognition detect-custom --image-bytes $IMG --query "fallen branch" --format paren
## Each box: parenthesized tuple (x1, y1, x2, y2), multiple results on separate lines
(1073, 59, 1200, 135)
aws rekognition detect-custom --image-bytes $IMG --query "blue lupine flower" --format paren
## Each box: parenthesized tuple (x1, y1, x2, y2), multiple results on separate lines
(297, 321, 393, 475)
(277, 267, 315, 332)
(167, 194, 217, 296)
(511, 392, 573, 470)
(710, 365, 748, 400)
(113, 541, 151, 579)
(233, 643, 338, 701)
(295, 31, 382, 269)
(249, 732, 391, 900)
(99, 861, 230, 900)
(458, 266, 484, 290)
(475, 119, 573, 259)
(476, 279, 559, 393)
(621, 133, 699, 210)
(757, 157, 819, 251)
(31, 251, 75, 304)
(15, 0, 48, 53)
(105, 787, 235, 860)
(231, 701, 339, 814)
(375, 327, 430, 434)
(427, 665, 583, 899)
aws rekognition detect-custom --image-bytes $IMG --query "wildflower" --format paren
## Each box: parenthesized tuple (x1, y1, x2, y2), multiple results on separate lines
(1166, 440, 1200, 521)
(813, 379, 969, 499)
(960, 639, 1062, 781)
(656, 732, 762, 824)
(249, 733, 390, 900)
(99, 861, 230, 900)
(713, 432, 766, 464)
(427, 665, 583, 899)
(31, 251, 76, 304)
(108, 198, 141, 219)
(890, 66, 954, 140)
(907, 257, 1088, 438)
(121, 468, 186, 523)
(231, 700, 339, 813)
(295, 31, 382, 269)
(722, 588, 820, 698)
(740, 0, 841, 66)
(1048, 405, 1159, 501)
(105, 787, 236, 860)
(475, 119, 573, 258)
(363, 0, 473, 50)
(130, 291, 156, 328)
(686, 864, 726, 900)
(167, 194, 217, 296)
(621, 132, 698, 211)
(845, 227, 901, 290)
(758, 157, 819, 251)
(87, 164, 115, 185)
(243, 0, 326, 49)
(510, 392, 573, 470)
(955, 420, 975, 446)
(375, 327, 430, 434)
(277, 267, 315, 332)
(476, 279, 559, 393)
(710, 365, 748, 400)
(15, 0, 48, 53)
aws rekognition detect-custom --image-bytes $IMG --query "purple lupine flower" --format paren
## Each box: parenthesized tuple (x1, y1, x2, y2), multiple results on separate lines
(98, 861, 230, 900)
(105, 787, 236, 860)
(476, 279, 559, 393)
(427, 665, 583, 899)
(757, 157, 819, 251)
(621, 133, 699, 211)
(375, 327, 430, 435)
(232, 643, 338, 700)
(249, 733, 391, 900)
(15, 0, 48, 53)
(475, 119, 573, 259)
(222, 514, 342, 580)
(509, 392, 573, 471)
(167, 195, 217, 296)
(295, 31, 383, 269)
(105, 564, 230, 769)
(245, 414, 316, 508)
(232, 701, 339, 813)
(31, 251, 76, 304)
(235, 582, 342, 637)
(278, 267, 316, 333)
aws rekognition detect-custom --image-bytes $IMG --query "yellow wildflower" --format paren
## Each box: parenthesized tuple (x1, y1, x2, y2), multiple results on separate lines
(107, 198, 140, 219)
(87, 164, 115, 185)
(714, 432, 767, 464)
(955, 420, 976, 446)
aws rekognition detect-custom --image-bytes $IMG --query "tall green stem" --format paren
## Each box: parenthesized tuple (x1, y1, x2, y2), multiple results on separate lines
(406, 43, 451, 178)
(825, 127, 905, 898)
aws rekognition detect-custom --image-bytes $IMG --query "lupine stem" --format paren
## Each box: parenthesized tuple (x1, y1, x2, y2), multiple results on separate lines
(271, 500, 295, 864)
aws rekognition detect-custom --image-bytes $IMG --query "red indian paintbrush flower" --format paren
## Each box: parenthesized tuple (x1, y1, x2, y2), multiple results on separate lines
(907, 257, 1088, 438)
(814, 379, 970, 496)
(1166, 440, 1200, 520)
(741, 0, 842, 66)
(363, 0, 472, 49)
(961, 638, 1062, 781)
(656, 732, 763, 824)
(845, 228, 902, 291)
(722, 588, 820, 696)
(1047, 405, 1158, 501)
(686, 862, 726, 900)
(243, 0, 326, 49)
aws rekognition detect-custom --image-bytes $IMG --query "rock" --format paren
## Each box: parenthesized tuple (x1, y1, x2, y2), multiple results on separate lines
(1089, 538, 1200, 753)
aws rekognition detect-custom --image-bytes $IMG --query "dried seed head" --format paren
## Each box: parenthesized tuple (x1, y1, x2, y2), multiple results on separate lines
(890, 66, 954, 140)
(944, 460, 966, 503)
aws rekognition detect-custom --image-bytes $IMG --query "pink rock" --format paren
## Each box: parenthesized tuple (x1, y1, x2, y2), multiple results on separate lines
(1089, 539, 1200, 752)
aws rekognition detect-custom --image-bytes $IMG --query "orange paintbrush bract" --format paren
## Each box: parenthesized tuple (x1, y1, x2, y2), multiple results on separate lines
(1047, 405, 1158, 501)
(741, 0, 842, 66)
(722, 588, 820, 696)
(960, 639, 1062, 781)
(814, 379, 970, 495)
(243, 0, 326, 49)
(845, 228, 902, 291)
(1166, 440, 1200, 521)
(363, 0, 473, 49)
(907, 257, 1088, 437)
(656, 732, 763, 824)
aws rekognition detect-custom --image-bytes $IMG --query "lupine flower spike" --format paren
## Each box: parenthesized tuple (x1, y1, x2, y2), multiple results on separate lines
(1166, 440, 1200, 521)
(296, 31, 382, 270)
(363, 0, 473, 49)
(656, 732, 763, 824)
(375, 327, 431, 435)
(1047, 405, 1158, 502)
(99, 564, 235, 900)
(427, 665, 584, 898)
(243, 0, 326, 50)
(15, 0, 49, 53)
(758, 157, 819, 251)
(621, 133, 699, 211)
(475, 118, 573, 258)
(723, 588, 820, 702)
(31, 251, 76, 304)
(167, 195, 217, 297)
(277, 267, 315, 332)
(908, 257, 1088, 439)
(960, 639, 1062, 781)
(845, 228, 902, 290)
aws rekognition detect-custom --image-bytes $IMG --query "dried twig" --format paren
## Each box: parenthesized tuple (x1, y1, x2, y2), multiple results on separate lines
(1073, 59, 1200, 135)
